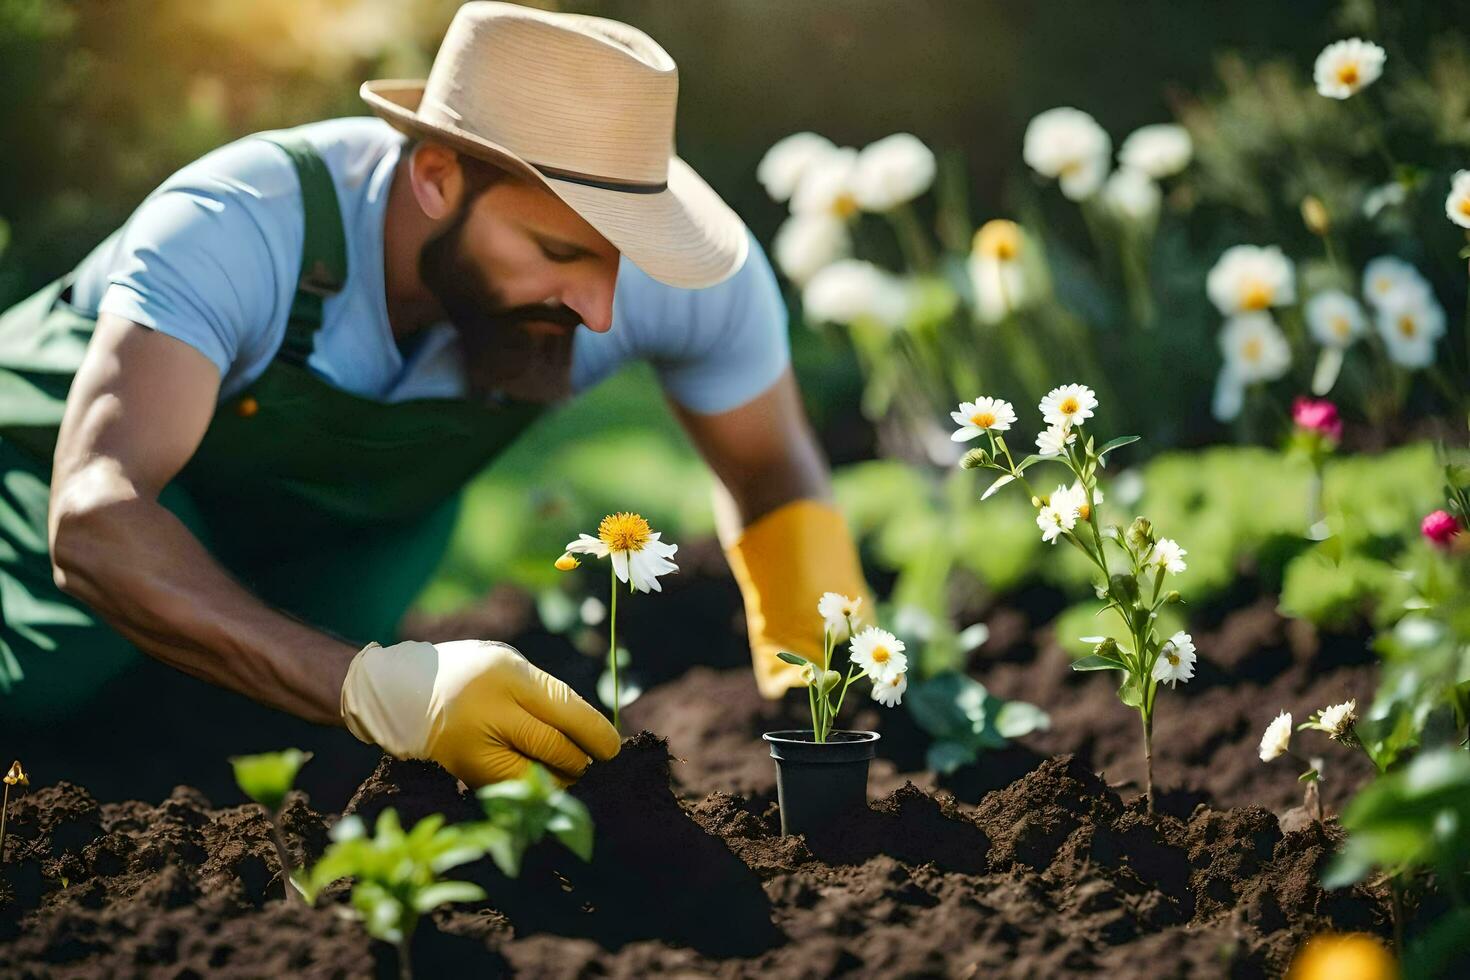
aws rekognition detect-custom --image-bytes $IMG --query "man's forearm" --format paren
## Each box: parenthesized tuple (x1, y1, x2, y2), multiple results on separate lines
(50, 489, 358, 726)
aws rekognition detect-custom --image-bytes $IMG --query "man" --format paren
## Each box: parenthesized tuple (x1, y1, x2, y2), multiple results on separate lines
(0, 3, 867, 787)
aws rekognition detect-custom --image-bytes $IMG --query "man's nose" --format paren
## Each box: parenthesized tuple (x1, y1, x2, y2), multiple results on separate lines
(564, 281, 615, 334)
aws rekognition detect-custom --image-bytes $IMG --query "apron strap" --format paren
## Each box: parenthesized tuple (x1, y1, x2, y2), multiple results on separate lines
(259, 132, 349, 366)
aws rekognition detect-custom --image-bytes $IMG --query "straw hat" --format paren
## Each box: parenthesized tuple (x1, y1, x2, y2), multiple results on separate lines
(362, 1, 748, 289)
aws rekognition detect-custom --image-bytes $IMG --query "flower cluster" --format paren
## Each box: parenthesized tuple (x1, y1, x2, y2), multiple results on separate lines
(1259, 698, 1361, 824)
(1022, 108, 1191, 218)
(956, 384, 1188, 810)
(782, 593, 908, 742)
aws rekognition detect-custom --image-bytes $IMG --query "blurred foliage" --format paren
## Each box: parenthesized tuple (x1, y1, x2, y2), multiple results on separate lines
(905, 671, 1050, 775)
(229, 747, 311, 815)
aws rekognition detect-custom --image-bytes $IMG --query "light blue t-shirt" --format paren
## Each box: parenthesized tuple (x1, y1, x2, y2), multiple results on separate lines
(68, 118, 788, 414)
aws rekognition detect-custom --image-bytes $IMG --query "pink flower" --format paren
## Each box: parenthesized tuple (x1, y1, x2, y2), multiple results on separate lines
(1292, 397, 1343, 442)
(1422, 510, 1463, 549)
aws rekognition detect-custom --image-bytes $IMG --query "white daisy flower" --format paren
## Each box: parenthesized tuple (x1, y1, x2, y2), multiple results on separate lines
(773, 212, 851, 285)
(791, 146, 860, 219)
(1445, 170, 1470, 229)
(870, 670, 908, 708)
(757, 132, 838, 203)
(565, 512, 679, 593)
(1313, 39, 1386, 100)
(1035, 423, 1077, 457)
(1118, 124, 1193, 178)
(1148, 538, 1188, 574)
(1361, 255, 1432, 309)
(1039, 383, 1098, 428)
(1376, 289, 1446, 369)
(1317, 699, 1357, 739)
(802, 260, 910, 329)
(1022, 107, 1111, 201)
(1036, 504, 1072, 544)
(1206, 245, 1296, 316)
(1151, 631, 1196, 688)
(1362, 182, 1406, 219)
(849, 627, 908, 683)
(1305, 289, 1367, 349)
(968, 220, 1030, 324)
(1219, 312, 1292, 384)
(1102, 167, 1162, 222)
(1259, 711, 1293, 762)
(1050, 480, 1101, 522)
(817, 592, 864, 640)
(851, 133, 937, 212)
(950, 396, 1017, 441)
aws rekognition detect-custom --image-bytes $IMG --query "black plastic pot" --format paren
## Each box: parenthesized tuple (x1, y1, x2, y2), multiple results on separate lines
(762, 730, 880, 836)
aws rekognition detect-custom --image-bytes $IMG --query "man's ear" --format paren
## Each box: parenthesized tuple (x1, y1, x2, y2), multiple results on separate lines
(408, 142, 464, 221)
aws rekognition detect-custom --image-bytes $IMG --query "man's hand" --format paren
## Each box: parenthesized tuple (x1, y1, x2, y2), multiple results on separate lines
(340, 639, 621, 786)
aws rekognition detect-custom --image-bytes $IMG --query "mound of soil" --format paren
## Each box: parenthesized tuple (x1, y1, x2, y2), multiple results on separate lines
(1, 734, 1388, 978)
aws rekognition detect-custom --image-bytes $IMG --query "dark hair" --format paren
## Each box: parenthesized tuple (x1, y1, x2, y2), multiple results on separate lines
(403, 137, 511, 201)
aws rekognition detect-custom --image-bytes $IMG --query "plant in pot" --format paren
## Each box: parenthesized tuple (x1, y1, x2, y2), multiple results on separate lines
(763, 594, 908, 835)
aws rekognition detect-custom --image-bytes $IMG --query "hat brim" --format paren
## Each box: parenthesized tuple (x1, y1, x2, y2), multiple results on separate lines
(362, 80, 748, 290)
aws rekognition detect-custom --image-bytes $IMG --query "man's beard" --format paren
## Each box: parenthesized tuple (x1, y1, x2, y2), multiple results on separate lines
(419, 201, 581, 401)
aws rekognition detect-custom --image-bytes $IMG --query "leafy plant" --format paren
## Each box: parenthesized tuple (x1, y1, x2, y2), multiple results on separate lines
(229, 748, 311, 903)
(905, 672, 1050, 775)
(475, 762, 594, 877)
(778, 593, 910, 742)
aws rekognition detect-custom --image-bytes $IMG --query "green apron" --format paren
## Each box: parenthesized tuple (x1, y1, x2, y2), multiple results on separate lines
(0, 130, 544, 721)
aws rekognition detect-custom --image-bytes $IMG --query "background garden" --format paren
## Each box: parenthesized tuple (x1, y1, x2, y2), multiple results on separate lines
(3, 0, 1469, 976)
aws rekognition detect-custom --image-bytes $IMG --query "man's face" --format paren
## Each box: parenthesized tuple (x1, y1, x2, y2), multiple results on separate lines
(419, 171, 621, 341)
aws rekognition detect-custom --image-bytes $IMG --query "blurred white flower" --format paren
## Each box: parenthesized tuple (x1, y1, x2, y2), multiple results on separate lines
(950, 396, 1017, 441)
(1023, 107, 1111, 201)
(1151, 631, 1196, 687)
(1206, 245, 1296, 316)
(1376, 289, 1446, 369)
(1036, 503, 1074, 544)
(851, 133, 936, 212)
(1362, 181, 1407, 219)
(1317, 699, 1358, 740)
(849, 627, 908, 683)
(1040, 383, 1098, 428)
(1148, 538, 1188, 574)
(791, 147, 860, 218)
(969, 220, 1028, 324)
(802, 260, 910, 329)
(817, 592, 863, 640)
(1102, 167, 1162, 222)
(757, 132, 837, 203)
(1035, 423, 1076, 457)
(1361, 255, 1433, 309)
(1259, 711, 1293, 761)
(1305, 289, 1367, 348)
(773, 213, 850, 285)
(1219, 312, 1292, 383)
(870, 671, 908, 708)
(1445, 170, 1470, 229)
(1118, 124, 1193, 178)
(1313, 38, 1386, 99)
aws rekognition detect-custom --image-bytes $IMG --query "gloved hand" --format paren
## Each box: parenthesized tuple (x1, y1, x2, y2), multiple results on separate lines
(725, 499, 872, 699)
(340, 639, 620, 787)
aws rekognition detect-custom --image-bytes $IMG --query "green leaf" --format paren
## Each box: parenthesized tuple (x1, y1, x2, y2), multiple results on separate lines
(994, 700, 1051, 738)
(412, 881, 487, 913)
(1072, 654, 1126, 672)
(229, 749, 312, 814)
(926, 740, 977, 775)
(1096, 435, 1141, 465)
(776, 651, 812, 667)
(548, 795, 595, 862)
(980, 473, 1015, 501)
(1118, 674, 1145, 708)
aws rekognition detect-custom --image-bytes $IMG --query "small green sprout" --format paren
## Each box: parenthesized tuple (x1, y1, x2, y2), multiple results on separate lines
(2, 759, 29, 864)
(476, 762, 594, 876)
(229, 749, 311, 903)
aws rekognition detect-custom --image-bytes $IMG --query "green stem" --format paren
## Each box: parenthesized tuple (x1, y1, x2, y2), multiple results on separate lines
(398, 933, 414, 980)
(268, 818, 300, 905)
(1389, 876, 1405, 953)
(1140, 705, 1155, 814)
(609, 564, 621, 732)
(1, 783, 9, 864)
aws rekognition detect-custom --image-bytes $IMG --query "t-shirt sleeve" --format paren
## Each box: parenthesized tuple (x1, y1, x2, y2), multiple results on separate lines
(96, 145, 299, 381)
(643, 229, 791, 415)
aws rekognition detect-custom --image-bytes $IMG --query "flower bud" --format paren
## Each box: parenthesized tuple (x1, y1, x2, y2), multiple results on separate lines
(961, 447, 990, 470)
(1300, 195, 1330, 237)
(1125, 517, 1154, 549)
(1164, 590, 1182, 604)
(800, 662, 818, 687)
(554, 552, 581, 571)
(1110, 573, 1140, 603)
(1092, 638, 1119, 658)
(1031, 496, 1043, 508)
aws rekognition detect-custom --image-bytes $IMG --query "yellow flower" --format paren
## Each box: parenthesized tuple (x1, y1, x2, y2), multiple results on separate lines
(554, 553, 581, 571)
(3, 760, 27, 786)
(1286, 933, 1397, 980)
(973, 220, 1022, 262)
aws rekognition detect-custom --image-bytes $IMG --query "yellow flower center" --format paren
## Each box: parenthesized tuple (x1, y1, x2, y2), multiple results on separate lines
(1332, 316, 1351, 339)
(833, 193, 859, 219)
(1459, 197, 1470, 219)
(1373, 277, 1391, 295)
(1242, 337, 1263, 362)
(871, 646, 891, 664)
(1059, 397, 1079, 416)
(974, 220, 1021, 261)
(970, 410, 997, 428)
(1240, 282, 1272, 310)
(1166, 651, 1180, 667)
(598, 512, 652, 553)
(1078, 502, 1091, 521)
(1398, 315, 1418, 338)
(1336, 62, 1360, 86)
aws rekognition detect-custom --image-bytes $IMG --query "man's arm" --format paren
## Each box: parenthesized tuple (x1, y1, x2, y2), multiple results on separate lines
(49, 313, 357, 724)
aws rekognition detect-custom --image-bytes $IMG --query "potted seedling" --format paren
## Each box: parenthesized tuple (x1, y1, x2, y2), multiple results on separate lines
(762, 593, 907, 835)
(230, 748, 312, 903)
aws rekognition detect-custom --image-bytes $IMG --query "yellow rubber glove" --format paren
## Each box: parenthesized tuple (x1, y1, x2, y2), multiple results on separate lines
(725, 499, 871, 699)
(340, 639, 620, 787)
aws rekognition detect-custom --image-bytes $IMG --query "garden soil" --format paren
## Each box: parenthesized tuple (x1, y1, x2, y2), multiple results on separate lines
(1, 545, 1395, 976)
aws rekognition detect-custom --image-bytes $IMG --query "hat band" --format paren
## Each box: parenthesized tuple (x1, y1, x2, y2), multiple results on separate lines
(532, 161, 668, 195)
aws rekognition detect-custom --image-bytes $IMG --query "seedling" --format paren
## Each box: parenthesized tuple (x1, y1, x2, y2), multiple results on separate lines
(475, 761, 594, 876)
(559, 511, 679, 730)
(957, 384, 1189, 812)
(229, 748, 311, 903)
(2, 759, 28, 863)
(778, 593, 908, 742)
